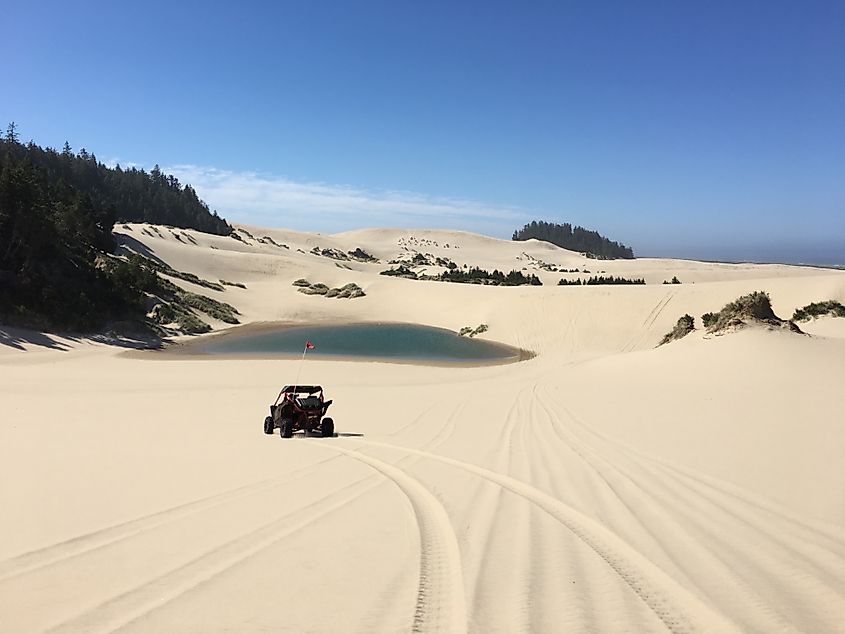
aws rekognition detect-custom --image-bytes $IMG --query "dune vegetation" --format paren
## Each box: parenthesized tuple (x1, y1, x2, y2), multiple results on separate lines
(792, 300, 845, 321)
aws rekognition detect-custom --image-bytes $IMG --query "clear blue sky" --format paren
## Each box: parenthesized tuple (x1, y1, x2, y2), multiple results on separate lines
(3, 1, 844, 263)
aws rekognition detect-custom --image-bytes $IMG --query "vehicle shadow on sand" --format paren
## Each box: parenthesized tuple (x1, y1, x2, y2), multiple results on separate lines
(291, 431, 365, 438)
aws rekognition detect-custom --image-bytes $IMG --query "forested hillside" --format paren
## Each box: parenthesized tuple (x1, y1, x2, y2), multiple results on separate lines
(512, 220, 634, 259)
(0, 125, 230, 234)
(0, 123, 230, 331)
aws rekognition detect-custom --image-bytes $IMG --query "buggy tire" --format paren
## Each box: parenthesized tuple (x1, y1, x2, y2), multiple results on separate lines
(321, 417, 334, 438)
(281, 417, 294, 438)
(263, 416, 274, 435)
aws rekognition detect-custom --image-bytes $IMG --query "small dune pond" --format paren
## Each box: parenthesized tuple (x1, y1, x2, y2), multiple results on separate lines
(175, 322, 528, 365)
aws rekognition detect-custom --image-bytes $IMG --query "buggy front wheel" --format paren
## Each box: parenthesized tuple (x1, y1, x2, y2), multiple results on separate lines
(281, 417, 294, 438)
(321, 417, 334, 438)
(263, 416, 274, 435)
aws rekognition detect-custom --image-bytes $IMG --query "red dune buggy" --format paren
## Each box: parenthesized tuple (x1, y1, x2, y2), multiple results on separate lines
(264, 385, 334, 438)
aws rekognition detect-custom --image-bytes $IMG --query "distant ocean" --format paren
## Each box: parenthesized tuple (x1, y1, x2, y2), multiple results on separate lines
(644, 245, 844, 268)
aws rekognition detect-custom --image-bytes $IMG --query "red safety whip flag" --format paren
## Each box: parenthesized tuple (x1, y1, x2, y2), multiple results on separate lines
(305, 340, 315, 350)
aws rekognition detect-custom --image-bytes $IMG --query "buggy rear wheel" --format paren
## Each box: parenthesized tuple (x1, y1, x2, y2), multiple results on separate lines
(281, 417, 294, 438)
(263, 416, 274, 435)
(321, 417, 334, 438)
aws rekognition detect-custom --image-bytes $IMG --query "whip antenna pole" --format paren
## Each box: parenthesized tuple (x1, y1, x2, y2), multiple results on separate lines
(292, 340, 314, 394)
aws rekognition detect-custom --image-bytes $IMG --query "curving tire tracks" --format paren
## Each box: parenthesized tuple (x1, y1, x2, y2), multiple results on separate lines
(548, 391, 845, 558)
(327, 445, 468, 634)
(348, 438, 740, 634)
(532, 389, 801, 632)
(536, 386, 845, 632)
(6, 400, 469, 634)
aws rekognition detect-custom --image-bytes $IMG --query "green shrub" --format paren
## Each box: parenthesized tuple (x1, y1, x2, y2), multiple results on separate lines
(723, 291, 774, 319)
(705, 291, 775, 332)
(336, 283, 365, 298)
(178, 292, 240, 324)
(471, 324, 488, 336)
(701, 312, 719, 328)
(220, 279, 247, 289)
(126, 253, 224, 291)
(380, 266, 418, 278)
(299, 283, 329, 295)
(171, 304, 211, 334)
(702, 291, 802, 334)
(659, 314, 695, 345)
(458, 324, 489, 337)
(292, 278, 312, 287)
(297, 280, 366, 299)
(151, 303, 176, 324)
(792, 300, 845, 322)
(107, 254, 241, 333)
(348, 247, 378, 262)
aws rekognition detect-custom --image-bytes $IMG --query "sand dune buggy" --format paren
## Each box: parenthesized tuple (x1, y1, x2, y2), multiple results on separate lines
(264, 385, 334, 438)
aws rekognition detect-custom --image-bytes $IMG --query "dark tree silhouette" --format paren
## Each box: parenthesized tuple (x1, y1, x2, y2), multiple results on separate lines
(558, 275, 645, 286)
(0, 129, 230, 235)
(440, 267, 542, 286)
(0, 125, 233, 330)
(512, 220, 634, 259)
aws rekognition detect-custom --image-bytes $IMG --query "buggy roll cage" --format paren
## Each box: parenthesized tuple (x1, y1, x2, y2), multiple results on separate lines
(273, 385, 324, 407)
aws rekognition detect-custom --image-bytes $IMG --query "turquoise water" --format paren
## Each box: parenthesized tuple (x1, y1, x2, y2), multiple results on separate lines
(199, 323, 521, 363)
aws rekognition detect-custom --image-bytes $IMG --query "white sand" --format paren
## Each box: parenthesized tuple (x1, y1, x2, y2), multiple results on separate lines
(1, 223, 843, 632)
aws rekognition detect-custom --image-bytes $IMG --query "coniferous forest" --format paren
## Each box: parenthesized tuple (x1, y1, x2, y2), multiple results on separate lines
(512, 220, 634, 259)
(440, 267, 542, 286)
(558, 275, 645, 286)
(0, 123, 231, 331)
(0, 125, 230, 234)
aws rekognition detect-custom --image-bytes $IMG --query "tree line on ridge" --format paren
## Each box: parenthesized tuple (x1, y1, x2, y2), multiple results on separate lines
(512, 220, 634, 259)
(0, 123, 231, 331)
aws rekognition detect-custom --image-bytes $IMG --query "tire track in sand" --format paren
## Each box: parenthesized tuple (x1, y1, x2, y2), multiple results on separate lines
(349, 439, 740, 634)
(458, 386, 527, 631)
(549, 394, 845, 561)
(43, 475, 380, 634)
(622, 293, 673, 353)
(0, 457, 337, 582)
(8, 402, 467, 634)
(350, 401, 464, 634)
(537, 392, 845, 632)
(532, 389, 802, 632)
(328, 445, 468, 634)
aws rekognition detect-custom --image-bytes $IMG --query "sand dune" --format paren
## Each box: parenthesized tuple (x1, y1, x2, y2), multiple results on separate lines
(1, 223, 843, 632)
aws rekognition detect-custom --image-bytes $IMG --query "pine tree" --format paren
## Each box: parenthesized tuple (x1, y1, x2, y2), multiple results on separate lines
(5, 122, 18, 143)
